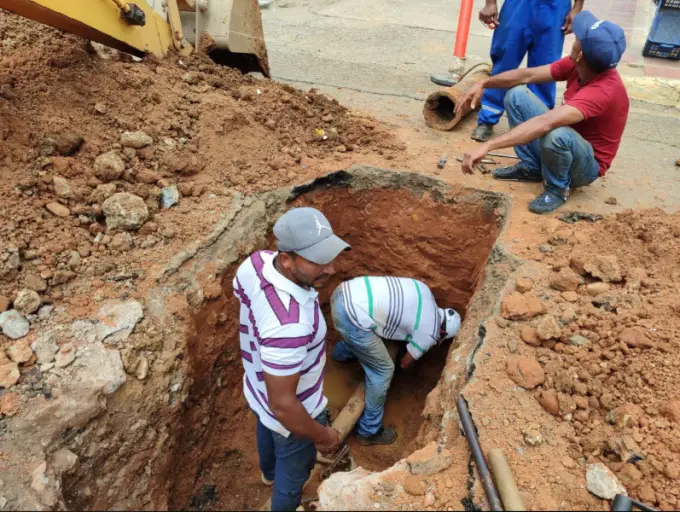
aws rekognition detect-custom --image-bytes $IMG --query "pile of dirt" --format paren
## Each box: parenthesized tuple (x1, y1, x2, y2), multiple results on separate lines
(0, 11, 401, 319)
(503, 209, 680, 509)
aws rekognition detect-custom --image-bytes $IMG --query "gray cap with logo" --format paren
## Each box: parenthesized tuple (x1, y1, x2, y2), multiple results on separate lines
(273, 207, 351, 265)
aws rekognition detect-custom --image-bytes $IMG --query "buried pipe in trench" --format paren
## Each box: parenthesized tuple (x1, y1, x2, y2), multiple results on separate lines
(456, 395, 504, 511)
(423, 64, 491, 131)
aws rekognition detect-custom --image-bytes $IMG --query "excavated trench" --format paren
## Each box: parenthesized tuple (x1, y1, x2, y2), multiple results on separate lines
(164, 170, 507, 510)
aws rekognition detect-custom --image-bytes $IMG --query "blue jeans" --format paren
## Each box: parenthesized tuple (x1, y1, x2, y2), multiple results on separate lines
(256, 409, 330, 511)
(505, 86, 600, 197)
(478, 0, 571, 125)
(330, 287, 394, 437)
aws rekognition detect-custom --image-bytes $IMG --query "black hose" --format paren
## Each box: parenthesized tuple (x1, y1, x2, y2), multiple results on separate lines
(456, 395, 504, 512)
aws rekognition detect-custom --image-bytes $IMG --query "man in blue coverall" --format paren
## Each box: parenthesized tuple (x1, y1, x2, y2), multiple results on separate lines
(470, 0, 584, 142)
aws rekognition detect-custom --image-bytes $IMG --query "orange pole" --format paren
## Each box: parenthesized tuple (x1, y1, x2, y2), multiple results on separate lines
(454, 0, 475, 58)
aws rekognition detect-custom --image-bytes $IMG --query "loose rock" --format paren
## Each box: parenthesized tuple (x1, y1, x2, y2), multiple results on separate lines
(0, 296, 9, 312)
(6, 340, 32, 364)
(0, 392, 19, 416)
(523, 428, 543, 446)
(562, 291, 579, 302)
(406, 442, 454, 475)
(586, 463, 627, 500)
(53, 176, 72, 198)
(120, 131, 153, 149)
(136, 168, 162, 184)
(586, 282, 610, 296)
(520, 326, 541, 347)
(32, 334, 59, 364)
(569, 335, 589, 347)
(501, 292, 546, 320)
(0, 310, 30, 339)
(55, 343, 76, 368)
(94, 150, 126, 182)
(619, 328, 654, 349)
(403, 475, 427, 496)
(584, 255, 623, 283)
(161, 186, 180, 209)
(0, 362, 20, 388)
(45, 202, 70, 218)
(506, 357, 545, 389)
(13, 289, 41, 314)
(537, 389, 560, 416)
(515, 278, 533, 293)
(605, 196, 618, 205)
(536, 315, 561, 341)
(94, 300, 144, 343)
(24, 274, 47, 293)
(102, 193, 149, 230)
(52, 449, 78, 475)
(550, 268, 582, 292)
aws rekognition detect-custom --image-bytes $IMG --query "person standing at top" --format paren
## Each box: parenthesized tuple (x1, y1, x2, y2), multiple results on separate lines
(234, 207, 350, 511)
(471, 0, 584, 142)
(330, 276, 462, 445)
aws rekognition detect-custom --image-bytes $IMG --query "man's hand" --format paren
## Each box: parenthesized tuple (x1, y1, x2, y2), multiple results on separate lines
(400, 351, 416, 370)
(455, 81, 485, 116)
(317, 427, 341, 455)
(562, 1, 584, 34)
(462, 143, 491, 174)
(479, 1, 499, 29)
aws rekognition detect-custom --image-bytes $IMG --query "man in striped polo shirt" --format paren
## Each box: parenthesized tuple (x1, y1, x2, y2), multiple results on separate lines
(234, 207, 350, 511)
(331, 276, 462, 445)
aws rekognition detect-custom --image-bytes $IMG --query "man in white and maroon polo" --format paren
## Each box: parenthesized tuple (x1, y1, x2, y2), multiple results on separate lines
(233, 207, 350, 511)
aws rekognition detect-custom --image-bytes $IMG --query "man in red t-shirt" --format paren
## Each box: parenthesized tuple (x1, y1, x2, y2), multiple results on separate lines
(458, 11, 630, 214)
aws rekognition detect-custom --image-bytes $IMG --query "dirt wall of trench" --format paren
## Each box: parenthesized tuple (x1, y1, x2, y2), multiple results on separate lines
(15, 166, 509, 511)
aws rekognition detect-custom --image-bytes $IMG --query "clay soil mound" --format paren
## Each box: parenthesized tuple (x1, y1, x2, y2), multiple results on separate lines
(488, 209, 680, 510)
(0, 11, 401, 310)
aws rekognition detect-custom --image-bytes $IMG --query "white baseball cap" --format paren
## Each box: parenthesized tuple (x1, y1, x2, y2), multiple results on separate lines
(439, 308, 461, 340)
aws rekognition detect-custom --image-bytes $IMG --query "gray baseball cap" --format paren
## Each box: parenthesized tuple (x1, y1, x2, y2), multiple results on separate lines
(273, 207, 351, 265)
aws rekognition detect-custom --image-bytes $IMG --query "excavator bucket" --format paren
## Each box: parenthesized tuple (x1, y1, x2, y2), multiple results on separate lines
(179, 0, 270, 77)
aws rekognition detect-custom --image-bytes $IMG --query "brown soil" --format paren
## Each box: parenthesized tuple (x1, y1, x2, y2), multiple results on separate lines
(462, 209, 680, 511)
(166, 185, 502, 510)
(0, 11, 401, 314)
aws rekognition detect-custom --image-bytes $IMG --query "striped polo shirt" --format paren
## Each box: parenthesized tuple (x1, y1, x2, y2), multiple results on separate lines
(233, 250, 327, 437)
(340, 276, 442, 360)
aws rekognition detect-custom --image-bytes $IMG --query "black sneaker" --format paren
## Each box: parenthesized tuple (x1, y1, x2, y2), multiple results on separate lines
(492, 163, 542, 182)
(357, 427, 398, 446)
(430, 74, 458, 87)
(528, 190, 567, 214)
(471, 123, 493, 142)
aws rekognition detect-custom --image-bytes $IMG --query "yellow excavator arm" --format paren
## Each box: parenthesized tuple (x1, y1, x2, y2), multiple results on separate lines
(0, 0, 270, 76)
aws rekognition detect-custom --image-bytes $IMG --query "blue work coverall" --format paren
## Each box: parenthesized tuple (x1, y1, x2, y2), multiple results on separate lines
(478, 0, 573, 126)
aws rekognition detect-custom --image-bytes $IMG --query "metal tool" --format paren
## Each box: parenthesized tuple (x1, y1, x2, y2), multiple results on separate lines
(487, 152, 520, 160)
(455, 156, 497, 165)
(456, 395, 504, 511)
(321, 444, 351, 480)
(611, 494, 658, 512)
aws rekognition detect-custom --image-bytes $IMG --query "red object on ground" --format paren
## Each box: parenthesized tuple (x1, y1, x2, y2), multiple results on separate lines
(454, 0, 475, 58)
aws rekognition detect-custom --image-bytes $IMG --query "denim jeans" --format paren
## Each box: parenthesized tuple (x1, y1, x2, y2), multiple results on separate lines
(504, 85, 600, 197)
(256, 409, 330, 511)
(330, 287, 395, 437)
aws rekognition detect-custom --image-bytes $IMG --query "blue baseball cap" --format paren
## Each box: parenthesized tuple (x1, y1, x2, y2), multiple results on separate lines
(573, 11, 626, 70)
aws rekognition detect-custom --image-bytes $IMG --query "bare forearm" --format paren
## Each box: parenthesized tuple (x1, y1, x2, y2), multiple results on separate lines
(487, 116, 552, 152)
(272, 400, 328, 442)
(483, 68, 538, 90)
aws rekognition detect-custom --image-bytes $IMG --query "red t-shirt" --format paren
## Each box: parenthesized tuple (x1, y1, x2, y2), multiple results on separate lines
(550, 57, 629, 176)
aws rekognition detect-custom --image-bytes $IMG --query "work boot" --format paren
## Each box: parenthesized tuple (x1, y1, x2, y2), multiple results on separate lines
(357, 427, 398, 446)
(492, 163, 542, 183)
(528, 190, 567, 214)
(471, 123, 493, 142)
(261, 473, 274, 486)
(430, 73, 459, 87)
